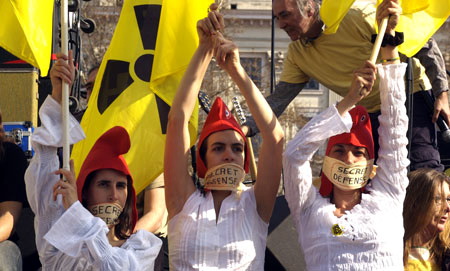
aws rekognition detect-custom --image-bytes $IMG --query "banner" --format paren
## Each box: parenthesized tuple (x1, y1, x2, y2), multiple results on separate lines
(72, 0, 212, 193)
(377, 0, 450, 57)
(321, 0, 449, 57)
(320, 0, 356, 34)
(0, 0, 54, 75)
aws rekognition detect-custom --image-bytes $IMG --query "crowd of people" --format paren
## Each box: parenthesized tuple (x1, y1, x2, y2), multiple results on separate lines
(1, 0, 450, 270)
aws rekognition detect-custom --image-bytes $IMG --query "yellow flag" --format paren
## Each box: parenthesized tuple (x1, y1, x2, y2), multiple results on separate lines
(0, 1, 54, 76)
(377, 0, 450, 57)
(71, 0, 212, 193)
(401, 0, 430, 13)
(320, 0, 356, 34)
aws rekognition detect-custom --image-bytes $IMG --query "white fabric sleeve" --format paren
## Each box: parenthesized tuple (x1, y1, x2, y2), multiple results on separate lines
(44, 201, 162, 270)
(33, 96, 85, 147)
(26, 96, 85, 215)
(371, 63, 409, 201)
(283, 105, 352, 218)
(25, 96, 86, 252)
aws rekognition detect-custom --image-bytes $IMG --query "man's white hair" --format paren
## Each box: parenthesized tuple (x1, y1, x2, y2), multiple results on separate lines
(295, 0, 321, 17)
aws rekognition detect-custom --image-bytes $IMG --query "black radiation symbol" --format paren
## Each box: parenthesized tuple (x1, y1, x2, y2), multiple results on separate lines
(96, 4, 171, 134)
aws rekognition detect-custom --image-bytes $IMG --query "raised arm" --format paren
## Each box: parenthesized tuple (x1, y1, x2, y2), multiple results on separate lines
(216, 38, 284, 223)
(25, 52, 86, 264)
(164, 6, 224, 220)
(26, 51, 79, 215)
(371, 0, 409, 196)
(282, 42, 376, 224)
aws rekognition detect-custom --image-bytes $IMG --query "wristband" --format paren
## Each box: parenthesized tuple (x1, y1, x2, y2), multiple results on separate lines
(371, 32, 404, 47)
(380, 57, 400, 63)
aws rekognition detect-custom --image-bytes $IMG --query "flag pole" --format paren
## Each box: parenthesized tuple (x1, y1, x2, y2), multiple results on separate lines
(61, 0, 70, 173)
(360, 17, 388, 96)
(369, 17, 388, 63)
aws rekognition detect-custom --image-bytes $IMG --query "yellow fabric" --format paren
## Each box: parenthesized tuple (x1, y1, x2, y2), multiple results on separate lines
(376, 0, 450, 57)
(445, 168, 450, 177)
(405, 260, 440, 271)
(280, 4, 431, 113)
(402, 0, 430, 13)
(71, 0, 211, 193)
(0, 0, 54, 76)
(320, 0, 356, 34)
(405, 247, 440, 271)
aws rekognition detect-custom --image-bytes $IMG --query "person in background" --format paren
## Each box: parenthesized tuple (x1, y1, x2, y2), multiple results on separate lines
(0, 108, 28, 271)
(244, 0, 449, 172)
(135, 173, 168, 271)
(74, 65, 99, 122)
(403, 168, 450, 270)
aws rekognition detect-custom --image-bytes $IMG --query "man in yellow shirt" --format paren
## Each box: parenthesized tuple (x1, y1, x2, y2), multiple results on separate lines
(245, 0, 449, 171)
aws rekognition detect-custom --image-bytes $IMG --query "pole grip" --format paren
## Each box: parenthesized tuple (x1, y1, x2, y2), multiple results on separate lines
(360, 17, 389, 96)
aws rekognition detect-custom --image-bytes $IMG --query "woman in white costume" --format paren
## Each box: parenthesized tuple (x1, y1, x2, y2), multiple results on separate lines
(25, 52, 162, 270)
(164, 5, 284, 270)
(283, 0, 409, 270)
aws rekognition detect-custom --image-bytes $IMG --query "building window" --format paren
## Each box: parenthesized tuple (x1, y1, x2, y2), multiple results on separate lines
(240, 57, 262, 88)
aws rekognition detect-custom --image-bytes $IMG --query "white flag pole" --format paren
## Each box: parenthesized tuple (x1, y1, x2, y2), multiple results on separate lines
(360, 17, 388, 96)
(369, 17, 389, 63)
(61, 0, 70, 173)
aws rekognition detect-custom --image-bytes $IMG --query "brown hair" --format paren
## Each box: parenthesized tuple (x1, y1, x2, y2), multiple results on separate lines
(82, 170, 133, 240)
(199, 136, 208, 169)
(403, 168, 450, 265)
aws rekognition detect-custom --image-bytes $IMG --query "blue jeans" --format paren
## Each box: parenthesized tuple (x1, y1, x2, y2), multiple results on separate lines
(0, 240, 22, 271)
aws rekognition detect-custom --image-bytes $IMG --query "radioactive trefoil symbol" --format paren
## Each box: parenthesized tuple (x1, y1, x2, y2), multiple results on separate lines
(96, 4, 170, 134)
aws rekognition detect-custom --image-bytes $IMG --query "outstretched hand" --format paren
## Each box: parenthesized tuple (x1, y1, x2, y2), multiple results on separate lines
(50, 51, 75, 104)
(53, 160, 78, 210)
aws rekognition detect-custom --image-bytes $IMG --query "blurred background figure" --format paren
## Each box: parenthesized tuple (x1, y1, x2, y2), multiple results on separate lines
(404, 168, 450, 270)
(135, 173, 168, 271)
(0, 108, 28, 271)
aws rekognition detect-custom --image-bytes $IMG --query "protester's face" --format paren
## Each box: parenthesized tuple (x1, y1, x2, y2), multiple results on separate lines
(273, 0, 314, 41)
(205, 130, 245, 170)
(428, 182, 450, 233)
(85, 169, 128, 209)
(328, 144, 369, 164)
